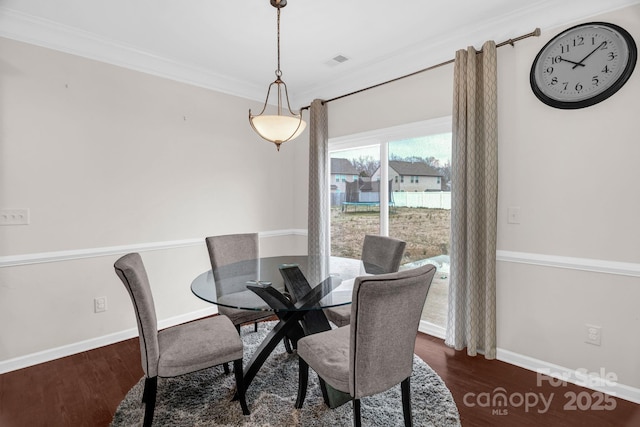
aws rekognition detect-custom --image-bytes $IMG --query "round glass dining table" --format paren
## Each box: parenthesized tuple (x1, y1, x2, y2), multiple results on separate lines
(191, 255, 360, 313)
(191, 255, 368, 407)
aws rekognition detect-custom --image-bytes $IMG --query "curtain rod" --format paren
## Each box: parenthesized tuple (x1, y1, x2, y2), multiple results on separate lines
(300, 27, 541, 110)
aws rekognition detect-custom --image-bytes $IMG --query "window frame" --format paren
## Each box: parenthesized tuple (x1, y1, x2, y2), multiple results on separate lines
(329, 116, 452, 236)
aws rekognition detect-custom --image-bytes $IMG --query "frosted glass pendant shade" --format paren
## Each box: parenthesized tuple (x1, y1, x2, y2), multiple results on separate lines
(250, 114, 306, 150)
(249, 0, 305, 151)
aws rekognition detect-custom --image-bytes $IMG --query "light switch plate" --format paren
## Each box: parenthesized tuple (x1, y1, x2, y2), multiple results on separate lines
(507, 206, 521, 224)
(0, 209, 30, 225)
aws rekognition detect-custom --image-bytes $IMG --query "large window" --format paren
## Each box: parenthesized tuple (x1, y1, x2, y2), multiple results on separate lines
(330, 145, 380, 259)
(329, 118, 451, 332)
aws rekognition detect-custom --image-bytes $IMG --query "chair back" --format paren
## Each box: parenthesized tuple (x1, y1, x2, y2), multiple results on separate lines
(114, 253, 159, 378)
(206, 233, 259, 294)
(348, 263, 436, 398)
(361, 234, 406, 274)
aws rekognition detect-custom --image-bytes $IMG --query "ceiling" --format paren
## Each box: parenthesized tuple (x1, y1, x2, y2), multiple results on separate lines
(1, 0, 638, 107)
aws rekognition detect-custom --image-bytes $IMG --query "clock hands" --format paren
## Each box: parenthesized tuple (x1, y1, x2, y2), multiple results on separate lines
(572, 41, 606, 69)
(554, 41, 606, 70)
(558, 57, 585, 67)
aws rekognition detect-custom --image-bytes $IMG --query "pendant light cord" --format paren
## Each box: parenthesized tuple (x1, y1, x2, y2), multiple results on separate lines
(276, 6, 282, 78)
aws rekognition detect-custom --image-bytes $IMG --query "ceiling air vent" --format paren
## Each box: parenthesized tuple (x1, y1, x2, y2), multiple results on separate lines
(325, 54, 350, 67)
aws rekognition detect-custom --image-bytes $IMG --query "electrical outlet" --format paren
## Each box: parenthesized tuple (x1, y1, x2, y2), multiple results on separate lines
(585, 324, 601, 346)
(0, 209, 30, 225)
(94, 297, 107, 313)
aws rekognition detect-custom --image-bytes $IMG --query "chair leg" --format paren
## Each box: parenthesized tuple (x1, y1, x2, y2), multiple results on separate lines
(284, 337, 293, 354)
(233, 359, 250, 415)
(318, 378, 330, 407)
(295, 358, 309, 409)
(353, 398, 361, 427)
(227, 324, 241, 375)
(142, 376, 157, 427)
(401, 377, 413, 427)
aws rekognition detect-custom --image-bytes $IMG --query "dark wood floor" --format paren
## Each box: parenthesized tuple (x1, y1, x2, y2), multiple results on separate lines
(1, 330, 638, 426)
(415, 334, 640, 426)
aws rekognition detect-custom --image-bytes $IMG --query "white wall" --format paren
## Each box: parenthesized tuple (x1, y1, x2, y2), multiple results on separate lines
(1, 4, 639, 400)
(495, 6, 640, 392)
(304, 5, 640, 394)
(0, 37, 306, 366)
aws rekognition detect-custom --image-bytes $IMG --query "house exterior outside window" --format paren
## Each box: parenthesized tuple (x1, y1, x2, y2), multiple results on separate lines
(329, 117, 452, 331)
(330, 158, 361, 201)
(373, 161, 443, 192)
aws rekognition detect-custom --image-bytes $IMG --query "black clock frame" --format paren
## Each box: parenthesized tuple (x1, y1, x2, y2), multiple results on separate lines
(530, 21, 637, 109)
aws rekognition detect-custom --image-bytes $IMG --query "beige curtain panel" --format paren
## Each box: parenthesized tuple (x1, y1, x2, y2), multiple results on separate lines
(307, 99, 330, 285)
(446, 41, 498, 359)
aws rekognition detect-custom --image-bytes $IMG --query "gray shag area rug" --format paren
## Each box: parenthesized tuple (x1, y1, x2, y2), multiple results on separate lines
(111, 321, 460, 426)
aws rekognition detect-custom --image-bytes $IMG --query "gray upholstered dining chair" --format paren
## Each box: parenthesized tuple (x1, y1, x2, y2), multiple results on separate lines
(295, 263, 436, 427)
(205, 233, 273, 334)
(324, 234, 406, 327)
(114, 253, 249, 427)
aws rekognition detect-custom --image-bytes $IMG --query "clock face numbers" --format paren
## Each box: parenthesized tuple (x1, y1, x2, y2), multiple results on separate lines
(531, 23, 637, 108)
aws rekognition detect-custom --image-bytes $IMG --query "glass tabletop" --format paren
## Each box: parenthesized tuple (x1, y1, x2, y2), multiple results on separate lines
(191, 255, 366, 312)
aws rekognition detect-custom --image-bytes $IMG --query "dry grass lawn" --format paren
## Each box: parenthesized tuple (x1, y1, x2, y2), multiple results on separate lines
(331, 206, 451, 327)
(330, 206, 450, 264)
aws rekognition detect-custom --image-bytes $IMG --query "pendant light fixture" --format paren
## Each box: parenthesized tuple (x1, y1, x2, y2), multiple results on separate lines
(249, 0, 306, 151)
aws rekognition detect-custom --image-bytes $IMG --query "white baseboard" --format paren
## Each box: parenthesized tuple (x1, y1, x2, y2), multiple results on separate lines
(416, 324, 640, 405)
(4, 308, 640, 406)
(497, 348, 640, 405)
(3, 238, 639, 405)
(419, 320, 446, 339)
(4, 311, 438, 375)
(0, 306, 217, 374)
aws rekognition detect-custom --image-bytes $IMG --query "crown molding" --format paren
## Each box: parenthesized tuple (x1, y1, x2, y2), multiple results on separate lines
(0, 7, 264, 102)
(294, 0, 640, 104)
(2, 1, 639, 109)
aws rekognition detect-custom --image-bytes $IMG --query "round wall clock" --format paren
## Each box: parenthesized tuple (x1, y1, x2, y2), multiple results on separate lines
(530, 22, 637, 109)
